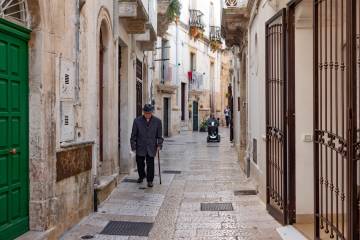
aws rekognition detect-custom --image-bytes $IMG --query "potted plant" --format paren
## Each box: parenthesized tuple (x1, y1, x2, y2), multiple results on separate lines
(166, 0, 182, 22)
(190, 26, 200, 38)
(190, 26, 204, 40)
(210, 40, 222, 52)
(199, 118, 208, 132)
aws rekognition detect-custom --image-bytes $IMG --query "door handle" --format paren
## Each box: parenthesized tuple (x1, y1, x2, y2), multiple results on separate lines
(9, 149, 17, 155)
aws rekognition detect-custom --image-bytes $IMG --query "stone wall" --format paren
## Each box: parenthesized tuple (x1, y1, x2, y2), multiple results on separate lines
(26, 0, 119, 238)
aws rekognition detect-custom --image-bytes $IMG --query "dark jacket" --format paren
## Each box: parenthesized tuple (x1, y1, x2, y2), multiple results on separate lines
(130, 116, 164, 157)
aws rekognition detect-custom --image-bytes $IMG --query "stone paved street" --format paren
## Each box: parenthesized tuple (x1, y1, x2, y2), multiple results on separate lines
(61, 128, 281, 240)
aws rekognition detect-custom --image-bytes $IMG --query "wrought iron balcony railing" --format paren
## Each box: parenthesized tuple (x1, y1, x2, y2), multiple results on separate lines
(223, 0, 247, 8)
(209, 26, 222, 42)
(189, 9, 205, 30)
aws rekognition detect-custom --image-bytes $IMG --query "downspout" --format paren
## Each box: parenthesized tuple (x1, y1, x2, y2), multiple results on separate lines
(143, 51, 147, 103)
(75, 0, 80, 104)
(175, 18, 179, 105)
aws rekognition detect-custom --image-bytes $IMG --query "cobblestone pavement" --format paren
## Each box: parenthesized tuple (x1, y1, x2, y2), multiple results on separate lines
(61, 128, 281, 240)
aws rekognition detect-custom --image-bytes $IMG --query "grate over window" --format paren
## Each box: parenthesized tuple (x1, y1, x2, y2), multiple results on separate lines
(0, 0, 28, 26)
(64, 116, 69, 126)
(65, 74, 70, 84)
(136, 59, 142, 80)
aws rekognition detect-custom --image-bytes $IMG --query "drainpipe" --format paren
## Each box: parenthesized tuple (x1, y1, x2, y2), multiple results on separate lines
(142, 51, 148, 103)
(175, 18, 179, 105)
(75, 0, 80, 104)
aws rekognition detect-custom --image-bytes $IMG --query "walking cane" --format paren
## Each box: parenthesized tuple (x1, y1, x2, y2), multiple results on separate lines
(157, 149, 162, 184)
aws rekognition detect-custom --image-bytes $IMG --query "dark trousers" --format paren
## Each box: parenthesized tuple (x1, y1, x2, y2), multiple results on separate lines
(225, 116, 230, 127)
(136, 154, 154, 182)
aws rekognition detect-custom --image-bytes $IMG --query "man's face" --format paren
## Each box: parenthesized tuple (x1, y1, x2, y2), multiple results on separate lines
(144, 112, 152, 120)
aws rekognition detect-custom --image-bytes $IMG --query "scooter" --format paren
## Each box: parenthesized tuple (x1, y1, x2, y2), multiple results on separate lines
(207, 121, 221, 143)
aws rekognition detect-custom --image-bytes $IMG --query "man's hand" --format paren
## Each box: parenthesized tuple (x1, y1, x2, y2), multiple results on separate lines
(130, 150, 136, 158)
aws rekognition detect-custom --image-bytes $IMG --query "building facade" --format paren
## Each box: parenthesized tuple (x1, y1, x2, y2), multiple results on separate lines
(0, 0, 163, 239)
(152, 0, 225, 136)
(222, 0, 360, 239)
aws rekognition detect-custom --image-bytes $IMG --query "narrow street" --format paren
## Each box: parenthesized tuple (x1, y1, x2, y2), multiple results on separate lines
(61, 128, 281, 240)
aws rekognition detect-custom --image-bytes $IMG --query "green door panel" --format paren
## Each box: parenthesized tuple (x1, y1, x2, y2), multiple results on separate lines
(0, 18, 29, 240)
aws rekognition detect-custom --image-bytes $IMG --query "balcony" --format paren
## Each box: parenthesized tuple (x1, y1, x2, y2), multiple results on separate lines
(157, 63, 178, 94)
(221, 0, 249, 47)
(189, 9, 205, 40)
(157, 0, 171, 37)
(209, 26, 222, 52)
(135, 0, 158, 50)
(119, 0, 149, 34)
(188, 71, 204, 96)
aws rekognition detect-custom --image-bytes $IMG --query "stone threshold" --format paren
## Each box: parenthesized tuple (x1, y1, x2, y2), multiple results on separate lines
(95, 173, 127, 205)
(16, 227, 56, 240)
(277, 226, 309, 240)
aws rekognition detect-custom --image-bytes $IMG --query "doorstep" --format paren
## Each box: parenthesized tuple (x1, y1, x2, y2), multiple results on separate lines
(94, 173, 124, 204)
(16, 227, 56, 240)
(277, 225, 309, 240)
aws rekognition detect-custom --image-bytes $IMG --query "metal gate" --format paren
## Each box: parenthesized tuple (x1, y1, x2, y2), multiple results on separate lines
(265, 9, 288, 225)
(314, 0, 359, 238)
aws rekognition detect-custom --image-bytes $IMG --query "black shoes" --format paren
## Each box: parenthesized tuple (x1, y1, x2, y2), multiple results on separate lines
(147, 182, 153, 188)
(137, 178, 144, 183)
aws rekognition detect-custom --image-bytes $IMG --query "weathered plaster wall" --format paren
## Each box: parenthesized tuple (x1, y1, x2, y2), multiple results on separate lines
(247, 0, 279, 202)
(27, 0, 119, 238)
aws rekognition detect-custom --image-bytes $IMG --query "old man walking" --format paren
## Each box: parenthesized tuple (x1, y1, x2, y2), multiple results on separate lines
(130, 104, 164, 187)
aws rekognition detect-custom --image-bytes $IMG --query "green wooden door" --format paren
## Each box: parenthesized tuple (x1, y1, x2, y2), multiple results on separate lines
(0, 19, 30, 240)
(193, 101, 198, 131)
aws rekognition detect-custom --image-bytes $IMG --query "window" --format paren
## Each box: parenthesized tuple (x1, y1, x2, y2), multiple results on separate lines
(209, 2, 214, 26)
(190, 52, 196, 71)
(136, 58, 143, 81)
(161, 39, 169, 83)
(0, 0, 27, 26)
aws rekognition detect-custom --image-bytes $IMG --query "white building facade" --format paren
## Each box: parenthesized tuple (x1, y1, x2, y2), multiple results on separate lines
(153, 0, 225, 136)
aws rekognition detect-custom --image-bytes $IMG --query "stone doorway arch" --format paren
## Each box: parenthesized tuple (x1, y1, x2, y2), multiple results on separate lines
(96, 8, 117, 178)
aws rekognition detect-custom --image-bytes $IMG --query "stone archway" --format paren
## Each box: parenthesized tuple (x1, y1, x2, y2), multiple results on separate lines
(96, 8, 117, 178)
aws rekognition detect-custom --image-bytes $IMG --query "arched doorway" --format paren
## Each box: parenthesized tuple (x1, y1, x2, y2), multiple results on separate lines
(97, 13, 115, 177)
(0, 1, 30, 239)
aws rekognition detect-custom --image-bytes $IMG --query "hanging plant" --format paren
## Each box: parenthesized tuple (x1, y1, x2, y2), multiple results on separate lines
(190, 26, 200, 38)
(210, 40, 222, 52)
(166, 0, 182, 22)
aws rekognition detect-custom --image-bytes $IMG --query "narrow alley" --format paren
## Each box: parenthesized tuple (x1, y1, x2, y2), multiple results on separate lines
(61, 129, 281, 240)
(3, 0, 360, 239)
